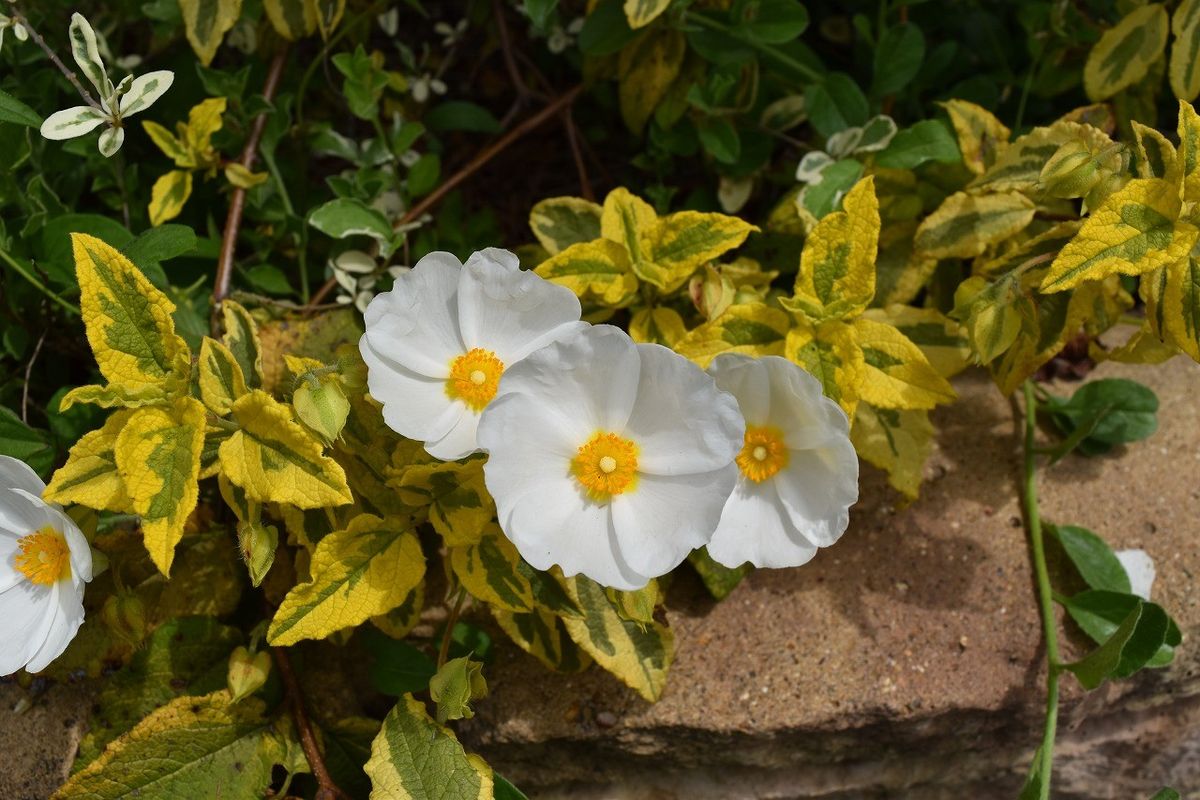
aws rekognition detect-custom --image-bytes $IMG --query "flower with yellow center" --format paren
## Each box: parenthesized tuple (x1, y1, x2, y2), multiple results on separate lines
(0, 456, 93, 676)
(705, 354, 859, 569)
(477, 326, 745, 590)
(361, 248, 585, 460)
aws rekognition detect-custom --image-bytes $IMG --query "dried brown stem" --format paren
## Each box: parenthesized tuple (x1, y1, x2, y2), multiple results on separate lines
(211, 47, 289, 334)
(10, 6, 102, 110)
(271, 647, 350, 800)
(563, 107, 595, 201)
(307, 85, 585, 308)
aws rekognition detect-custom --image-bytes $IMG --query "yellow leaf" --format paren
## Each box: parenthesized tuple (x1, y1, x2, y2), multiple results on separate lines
(222, 300, 265, 388)
(179, 0, 242, 66)
(624, 0, 671, 28)
(601, 186, 658, 282)
(59, 383, 169, 412)
(73, 233, 191, 392)
(862, 305, 971, 379)
(219, 390, 352, 508)
(371, 581, 425, 640)
(648, 209, 757, 292)
(785, 318, 864, 418)
(535, 238, 639, 306)
(1162, 253, 1200, 360)
(873, 219, 937, 307)
(1041, 178, 1196, 292)
(618, 29, 686, 133)
(44, 411, 134, 512)
(529, 197, 603, 255)
(268, 514, 424, 645)
(1177, 100, 1200, 198)
(939, 99, 1011, 174)
(224, 163, 269, 189)
(394, 460, 494, 547)
(198, 336, 248, 415)
(1172, 0, 1200, 101)
(784, 176, 879, 319)
(629, 306, 687, 346)
(148, 170, 193, 227)
(115, 397, 206, 575)
(491, 607, 591, 672)
(970, 121, 1114, 194)
(1084, 3, 1169, 101)
(914, 191, 1036, 260)
(853, 317, 956, 410)
(263, 0, 315, 39)
(141, 120, 187, 164)
(1131, 120, 1180, 182)
(674, 302, 789, 367)
(851, 404, 934, 500)
(182, 97, 227, 158)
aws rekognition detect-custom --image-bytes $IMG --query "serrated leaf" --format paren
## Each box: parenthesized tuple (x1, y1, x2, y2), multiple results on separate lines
(268, 513, 424, 645)
(939, 99, 1010, 175)
(1084, 3, 1169, 102)
(629, 306, 687, 346)
(59, 383, 168, 412)
(535, 238, 639, 306)
(179, 0, 242, 66)
(73, 233, 191, 392)
(647, 209, 757, 292)
(491, 607, 591, 672)
(148, 170, 193, 227)
(221, 300, 264, 389)
(116, 397, 206, 575)
(864, 305, 971, 378)
(853, 317, 955, 410)
(915, 191, 1036, 260)
(674, 302, 789, 367)
(529, 197, 603, 255)
(365, 695, 493, 800)
(44, 410, 133, 511)
(198, 337, 248, 415)
(785, 318, 864, 418)
(1041, 178, 1196, 292)
(395, 460, 495, 547)
(618, 28, 685, 133)
(851, 404, 934, 500)
(623, 0, 670, 28)
(558, 575, 674, 701)
(219, 390, 352, 508)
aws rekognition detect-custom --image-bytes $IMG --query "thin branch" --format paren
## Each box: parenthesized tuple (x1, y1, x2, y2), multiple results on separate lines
(307, 85, 585, 308)
(22, 330, 47, 424)
(437, 588, 467, 669)
(563, 107, 595, 201)
(271, 647, 351, 800)
(9, 6, 102, 110)
(492, 0, 545, 128)
(212, 47, 289, 334)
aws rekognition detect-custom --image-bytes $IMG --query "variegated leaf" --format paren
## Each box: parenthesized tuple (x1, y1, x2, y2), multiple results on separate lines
(530, 197, 603, 255)
(862, 305, 971, 378)
(198, 337, 248, 415)
(938, 99, 1010, 174)
(1162, 253, 1200, 360)
(629, 306, 687, 346)
(394, 460, 495, 547)
(624, 0, 671, 28)
(535, 239, 639, 307)
(148, 170, 193, 227)
(1084, 3, 1169, 101)
(674, 303, 790, 367)
(263, 0, 315, 39)
(618, 29, 685, 134)
(492, 607, 591, 672)
(851, 404, 935, 500)
(451, 526, 581, 616)
(785, 318, 864, 418)
(179, 0, 242, 66)
(1172, 0, 1200, 102)
(222, 300, 265, 388)
(44, 410, 134, 512)
(915, 191, 1036, 260)
(853, 317, 956, 410)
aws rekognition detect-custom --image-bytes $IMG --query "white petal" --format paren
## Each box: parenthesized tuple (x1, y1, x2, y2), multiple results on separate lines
(423, 408, 480, 461)
(625, 344, 744, 476)
(57, 511, 93, 585)
(773, 443, 858, 548)
(98, 125, 125, 157)
(25, 582, 85, 673)
(360, 340, 462, 443)
(502, 477, 648, 590)
(362, 251, 464, 378)
(0, 580, 54, 675)
(708, 353, 772, 423)
(463, 247, 520, 273)
(478, 393, 583, 513)
(456, 250, 584, 364)
(610, 466, 736, 578)
(39, 106, 106, 140)
(0, 487, 56, 539)
(1116, 549, 1156, 601)
(708, 480, 818, 569)
(118, 70, 174, 117)
(0, 456, 46, 497)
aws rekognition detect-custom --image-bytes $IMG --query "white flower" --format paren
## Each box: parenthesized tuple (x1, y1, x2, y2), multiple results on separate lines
(1116, 549, 1156, 600)
(546, 17, 584, 54)
(0, 13, 28, 53)
(704, 354, 858, 569)
(409, 72, 447, 103)
(361, 248, 585, 460)
(477, 325, 745, 590)
(0, 456, 92, 675)
(434, 19, 468, 48)
(39, 13, 173, 157)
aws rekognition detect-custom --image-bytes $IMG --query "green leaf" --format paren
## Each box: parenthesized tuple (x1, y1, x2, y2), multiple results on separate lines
(872, 23, 924, 97)
(121, 225, 198, 278)
(1065, 603, 1143, 689)
(1065, 590, 1180, 668)
(733, 0, 809, 44)
(308, 198, 394, 251)
(424, 101, 502, 134)
(688, 547, 749, 600)
(0, 406, 55, 477)
(697, 117, 741, 164)
(0, 87, 43, 128)
(362, 628, 437, 696)
(408, 153, 441, 198)
(429, 656, 488, 723)
(1048, 524, 1131, 593)
(495, 775, 532, 800)
(805, 73, 869, 138)
(580, 0, 638, 55)
(1150, 789, 1181, 800)
(1044, 378, 1159, 454)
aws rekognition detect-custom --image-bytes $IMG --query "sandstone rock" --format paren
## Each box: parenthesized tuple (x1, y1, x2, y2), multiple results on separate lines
(462, 358, 1200, 799)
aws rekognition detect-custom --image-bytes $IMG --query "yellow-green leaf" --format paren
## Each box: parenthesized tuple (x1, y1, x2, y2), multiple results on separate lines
(535, 238, 639, 306)
(44, 411, 133, 512)
(939, 99, 1011, 174)
(179, 0, 242, 66)
(629, 306, 687, 346)
(971, 121, 1114, 194)
(1162, 253, 1200, 360)
(624, 0, 671, 28)
(224, 163, 269, 189)
(395, 460, 494, 547)
(142, 120, 187, 163)
(1041, 178, 1196, 292)
(491, 607, 591, 672)
(674, 302, 789, 367)
(115, 397, 206, 576)
(1172, 0, 1200, 101)
(785, 176, 879, 319)
(785, 319, 864, 418)
(198, 337, 248, 415)
(530, 197, 603, 255)
(558, 575, 674, 702)
(364, 695, 493, 800)
(305, 0, 345, 38)
(1084, 3, 1169, 101)
(452, 527, 582, 616)
(59, 383, 168, 412)
(853, 317, 956, 410)
(148, 170, 193, 227)
(915, 191, 1036, 260)
(647, 209, 757, 292)
(601, 186, 658, 279)
(372, 581, 425, 640)
(263, 0, 314, 39)
(851, 404, 934, 500)
(182, 97, 226, 158)
(219, 390, 352, 508)
(618, 29, 686, 133)
(73, 233, 191, 392)
(862, 305, 971, 378)
(1131, 120, 1180, 182)
(1177, 100, 1200, 198)
(268, 513, 424, 646)
(222, 300, 265, 388)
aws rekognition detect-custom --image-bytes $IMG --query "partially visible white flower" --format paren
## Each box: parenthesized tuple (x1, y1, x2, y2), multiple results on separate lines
(477, 325, 745, 590)
(378, 9, 400, 36)
(0, 13, 28, 53)
(361, 248, 586, 460)
(39, 14, 173, 157)
(0, 456, 93, 676)
(400, 149, 422, 168)
(435, 19, 468, 48)
(1116, 549, 1156, 600)
(546, 17, 584, 54)
(409, 72, 447, 103)
(704, 354, 859, 569)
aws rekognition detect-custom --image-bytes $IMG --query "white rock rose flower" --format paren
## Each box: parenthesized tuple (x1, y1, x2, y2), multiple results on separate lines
(477, 325, 745, 590)
(0, 456, 93, 676)
(705, 354, 858, 569)
(361, 248, 585, 460)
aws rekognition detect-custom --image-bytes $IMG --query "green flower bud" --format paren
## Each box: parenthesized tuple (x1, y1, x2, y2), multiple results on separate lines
(429, 656, 488, 724)
(237, 522, 278, 587)
(1040, 140, 1103, 199)
(101, 592, 147, 648)
(227, 646, 271, 702)
(293, 377, 350, 444)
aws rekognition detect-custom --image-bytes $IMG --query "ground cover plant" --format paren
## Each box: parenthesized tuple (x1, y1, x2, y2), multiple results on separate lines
(0, 0, 1196, 797)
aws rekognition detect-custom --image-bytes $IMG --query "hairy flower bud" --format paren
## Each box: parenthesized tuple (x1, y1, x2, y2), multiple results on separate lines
(293, 377, 351, 445)
(429, 656, 488, 723)
(237, 522, 278, 587)
(1040, 140, 1103, 199)
(101, 592, 147, 648)
(227, 646, 271, 702)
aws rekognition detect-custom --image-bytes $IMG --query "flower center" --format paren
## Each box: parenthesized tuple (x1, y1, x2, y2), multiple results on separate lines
(15, 526, 72, 586)
(445, 348, 504, 412)
(736, 425, 789, 483)
(572, 432, 639, 501)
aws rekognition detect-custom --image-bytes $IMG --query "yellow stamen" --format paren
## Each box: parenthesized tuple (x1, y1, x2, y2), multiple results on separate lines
(572, 432, 638, 501)
(445, 348, 504, 411)
(15, 526, 71, 586)
(737, 425, 789, 483)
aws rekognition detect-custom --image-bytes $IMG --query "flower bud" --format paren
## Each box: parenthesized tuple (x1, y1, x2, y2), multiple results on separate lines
(293, 377, 350, 444)
(101, 592, 147, 648)
(429, 656, 488, 723)
(689, 264, 736, 321)
(1040, 140, 1102, 199)
(237, 522, 278, 587)
(227, 646, 271, 702)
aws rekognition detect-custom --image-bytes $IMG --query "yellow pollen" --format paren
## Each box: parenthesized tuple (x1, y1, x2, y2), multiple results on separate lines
(15, 526, 72, 586)
(737, 425, 789, 483)
(445, 348, 504, 411)
(572, 432, 638, 501)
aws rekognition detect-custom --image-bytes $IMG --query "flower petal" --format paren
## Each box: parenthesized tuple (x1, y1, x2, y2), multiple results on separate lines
(0, 455, 46, 497)
(362, 251, 465, 377)
(708, 353, 772, 424)
(118, 70, 174, 118)
(0, 580, 54, 675)
(39, 106, 106, 141)
(610, 467, 736, 578)
(625, 344, 744, 476)
(423, 407, 479, 461)
(479, 393, 581, 514)
(24, 582, 85, 673)
(360, 342, 461, 444)
(708, 480, 818, 569)
(773, 443, 858, 548)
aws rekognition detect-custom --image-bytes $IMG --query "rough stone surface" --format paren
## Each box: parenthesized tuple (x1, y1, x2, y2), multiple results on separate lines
(461, 357, 1200, 799)
(0, 680, 90, 800)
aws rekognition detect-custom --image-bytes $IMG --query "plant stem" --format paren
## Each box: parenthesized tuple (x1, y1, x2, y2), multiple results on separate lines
(1022, 379, 1061, 799)
(685, 12, 823, 83)
(437, 588, 467, 669)
(0, 247, 80, 316)
(9, 5, 103, 110)
(271, 647, 351, 800)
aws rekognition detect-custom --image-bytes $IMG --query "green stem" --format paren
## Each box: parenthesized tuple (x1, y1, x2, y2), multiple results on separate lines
(0, 247, 80, 316)
(685, 12, 823, 83)
(1023, 379, 1061, 799)
(437, 588, 467, 669)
